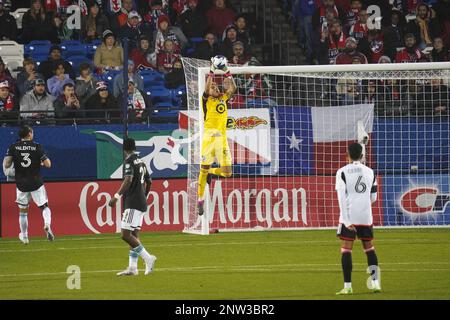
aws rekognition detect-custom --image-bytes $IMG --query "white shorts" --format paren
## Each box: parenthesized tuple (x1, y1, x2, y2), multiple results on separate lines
(16, 185, 48, 209)
(121, 209, 145, 231)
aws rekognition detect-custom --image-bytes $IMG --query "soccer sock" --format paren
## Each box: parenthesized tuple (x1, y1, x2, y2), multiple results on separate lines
(365, 247, 379, 282)
(19, 212, 28, 236)
(42, 207, 52, 226)
(197, 168, 209, 199)
(341, 248, 353, 285)
(129, 250, 139, 269)
(133, 244, 152, 261)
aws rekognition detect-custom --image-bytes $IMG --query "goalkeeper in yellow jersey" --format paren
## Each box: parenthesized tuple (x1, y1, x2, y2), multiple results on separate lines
(197, 58, 237, 216)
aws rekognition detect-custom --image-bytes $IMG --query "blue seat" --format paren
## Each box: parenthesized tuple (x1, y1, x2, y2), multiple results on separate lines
(189, 37, 204, 45)
(26, 44, 51, 57)
(61, 40, 82, 46)
(147, 87, 172, 104)
(33, 55, 49, 65)
(61, 44, 87, 58)
(29, 40, 51, 46)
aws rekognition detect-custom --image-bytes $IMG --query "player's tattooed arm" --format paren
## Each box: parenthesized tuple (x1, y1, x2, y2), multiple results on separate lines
(3, 156, 13, 169)
(108, 176, 133, 207)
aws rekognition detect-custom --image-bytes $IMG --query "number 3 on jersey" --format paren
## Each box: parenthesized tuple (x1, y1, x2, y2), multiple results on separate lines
(20, 153, 31, 168)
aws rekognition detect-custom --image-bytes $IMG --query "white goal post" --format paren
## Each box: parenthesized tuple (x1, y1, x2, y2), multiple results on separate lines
(181, 59, 450, 235)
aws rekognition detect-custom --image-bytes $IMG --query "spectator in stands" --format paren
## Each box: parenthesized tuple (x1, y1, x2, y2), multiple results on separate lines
(43, 0, 72, 13)
(194, 32, 219, 60)
(336, 77, 362, 105)
(154, 14, 188, 55)
(0, 80, 18, 116)
(94, 30, 124, 71)
(433, 0, 450, 46)
(335, 36, 367, 64)
(117, 79, 151, 123)
(130, 35, 156, 70)
(0, 57, 16, 94)
(230, 41, 251, 65)
(0, 0, 18, 41)
(141, 0, 166, 34)
(38, 45, 76, 81)
(16, 58, 44, 98)
(113, 60, 144, 97)
(50, 12, 74, 43)
(295, 0, 317, 64)
(312, 0, 346, 32)
(395, 33, 426, 62)
(82, 2, 110, 43)
(157, 39, 181, 73)
(406, 3, 440, 49)
(378, 55, 392, 63)
(21, 0, 54, 44)
(430, 36, 450, 61)
(318, 19, 347, 64)
(111, 0, 135, 32)
(345, 0, 362, 31)
(54, 82, 81, 119)
(47, 62, 74, 98)
(180, 0, 207, 39)
(236, 57, 276, 107)
(118, 11, 153, 51)
(234, 14, 251, 46)
(85, 81, 120, 121)
(206, 0, 236, 38)
(358, 29, 385, 63)
(349, 8, 368, 43)
(383, 10, 406, 61)
(19, 78, 54, 119)
(219, 24, 239, 60)
(75, 62, 98, 109)
(164, 58, 185, 89)
(423, 78, 450, 116)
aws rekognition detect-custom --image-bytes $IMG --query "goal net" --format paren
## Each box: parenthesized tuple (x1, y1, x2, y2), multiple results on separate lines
(181, 58, 450, 235)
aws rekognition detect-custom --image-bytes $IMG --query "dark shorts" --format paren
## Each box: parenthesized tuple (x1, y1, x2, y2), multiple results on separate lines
(337, 224, 374, 241)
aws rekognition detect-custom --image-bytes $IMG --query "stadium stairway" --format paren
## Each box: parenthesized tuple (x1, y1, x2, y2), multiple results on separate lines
(234, 0, 307, 65)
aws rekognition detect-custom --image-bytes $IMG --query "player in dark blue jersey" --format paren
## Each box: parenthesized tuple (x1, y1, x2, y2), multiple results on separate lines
(108, 138, 156, 276)
(3, 125, 55, 244)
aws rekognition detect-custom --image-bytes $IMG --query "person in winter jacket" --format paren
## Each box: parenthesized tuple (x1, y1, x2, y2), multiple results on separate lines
(19, 78, 54, 119)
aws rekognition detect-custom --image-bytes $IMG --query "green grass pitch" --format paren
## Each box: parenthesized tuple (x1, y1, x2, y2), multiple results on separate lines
(0, 228, 449, 300)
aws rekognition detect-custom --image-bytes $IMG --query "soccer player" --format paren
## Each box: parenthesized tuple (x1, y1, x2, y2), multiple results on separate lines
(108, 138, 156, 276)
(335, 143, 381, 295)
(197, 59, 237, 216)
(2, 125, 54, 244)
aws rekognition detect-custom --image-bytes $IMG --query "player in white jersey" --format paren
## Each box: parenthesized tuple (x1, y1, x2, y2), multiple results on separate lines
(335, 143, 381, 295)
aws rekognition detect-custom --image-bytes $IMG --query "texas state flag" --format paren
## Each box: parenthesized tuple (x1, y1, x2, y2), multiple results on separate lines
(276, 104, 375, 175)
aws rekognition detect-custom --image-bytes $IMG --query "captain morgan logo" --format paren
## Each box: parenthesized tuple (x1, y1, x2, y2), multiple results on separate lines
(227, 116, 268, 130)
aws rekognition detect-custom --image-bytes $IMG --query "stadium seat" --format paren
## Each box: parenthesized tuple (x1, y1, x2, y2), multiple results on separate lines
(0, 41, 24, 58)
(189, 37, 204, 45)
(146, 87, 172, 104)
(152, 102, 179, 118)
(32, 54, 49, 65)
(25, 41, 52, 57)
(61, 44, 87, 59)
(12, 8, 28, 30)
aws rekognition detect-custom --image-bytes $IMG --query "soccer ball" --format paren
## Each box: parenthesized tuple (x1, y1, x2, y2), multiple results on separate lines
(212, 55, 228, 70)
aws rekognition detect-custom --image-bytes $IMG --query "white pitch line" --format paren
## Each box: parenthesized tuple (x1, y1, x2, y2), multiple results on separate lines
(0, 238, 447, 253)
(0, 262, 449, 279)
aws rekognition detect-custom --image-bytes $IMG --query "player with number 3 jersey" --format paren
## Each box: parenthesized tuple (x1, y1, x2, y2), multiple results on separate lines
(3, 125, 54, 244)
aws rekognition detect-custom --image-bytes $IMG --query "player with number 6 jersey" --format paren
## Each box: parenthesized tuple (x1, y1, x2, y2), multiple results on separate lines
(335, 143, 381, 295)
(2, 125, 54, 244)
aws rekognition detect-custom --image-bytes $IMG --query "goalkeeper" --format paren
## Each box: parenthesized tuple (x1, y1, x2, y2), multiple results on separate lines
(197, 58, 237, 216)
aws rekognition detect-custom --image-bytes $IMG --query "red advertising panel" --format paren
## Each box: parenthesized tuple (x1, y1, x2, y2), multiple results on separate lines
(1, 176, 383, 238)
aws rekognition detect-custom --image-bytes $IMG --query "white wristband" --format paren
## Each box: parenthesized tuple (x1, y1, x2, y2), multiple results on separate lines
(114, 193, 121, 199)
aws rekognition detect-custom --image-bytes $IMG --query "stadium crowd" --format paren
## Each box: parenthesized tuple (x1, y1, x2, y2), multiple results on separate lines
(0, 0, 449, 124)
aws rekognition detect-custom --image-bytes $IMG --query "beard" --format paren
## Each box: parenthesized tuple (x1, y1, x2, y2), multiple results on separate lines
(406, 46, 416, 54)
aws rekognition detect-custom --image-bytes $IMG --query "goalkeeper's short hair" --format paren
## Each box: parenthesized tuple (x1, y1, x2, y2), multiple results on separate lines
(348, 143, 363, 161)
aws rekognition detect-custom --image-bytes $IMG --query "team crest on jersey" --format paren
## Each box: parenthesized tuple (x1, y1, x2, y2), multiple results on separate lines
(216, 104, 226, 114)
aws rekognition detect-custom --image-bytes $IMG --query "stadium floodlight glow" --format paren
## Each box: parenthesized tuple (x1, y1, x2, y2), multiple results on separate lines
(181, 58, 450, 235)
